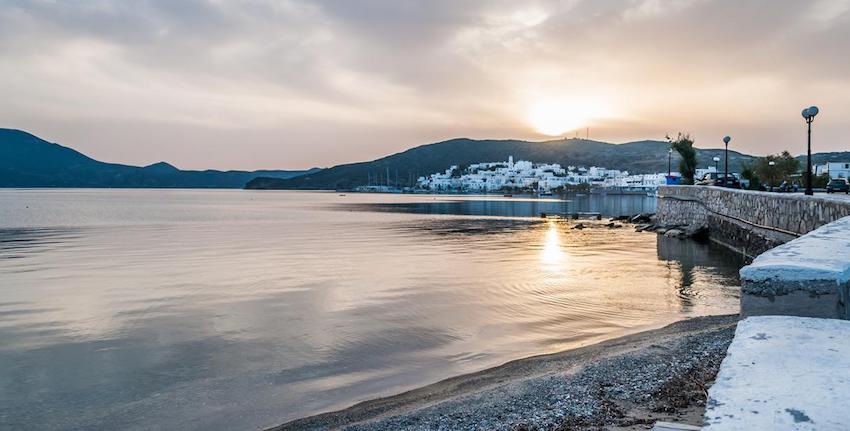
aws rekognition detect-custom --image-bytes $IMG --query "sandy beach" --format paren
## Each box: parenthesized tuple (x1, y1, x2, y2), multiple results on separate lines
(272, 314, 738, 431)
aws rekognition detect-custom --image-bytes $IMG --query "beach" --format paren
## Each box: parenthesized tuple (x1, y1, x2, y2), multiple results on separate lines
(274, 314, 738, 431)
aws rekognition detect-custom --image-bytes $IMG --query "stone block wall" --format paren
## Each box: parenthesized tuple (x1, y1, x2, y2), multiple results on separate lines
(657, 186, 850, 235)
(657, 186, 850, 257)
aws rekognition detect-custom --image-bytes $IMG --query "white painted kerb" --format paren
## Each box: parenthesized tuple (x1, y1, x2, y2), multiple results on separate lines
(739, 215, 850, 284)
(704, 316, 850, 430)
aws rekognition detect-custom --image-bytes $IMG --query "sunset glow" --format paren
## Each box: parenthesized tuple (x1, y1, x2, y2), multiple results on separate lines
(528, 100, 587, 137)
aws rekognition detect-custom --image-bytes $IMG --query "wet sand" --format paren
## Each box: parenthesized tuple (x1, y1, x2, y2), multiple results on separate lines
(271, 314, 738, 430)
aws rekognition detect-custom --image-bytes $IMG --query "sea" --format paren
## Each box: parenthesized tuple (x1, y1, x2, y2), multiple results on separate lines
(0, 189, 745, 430)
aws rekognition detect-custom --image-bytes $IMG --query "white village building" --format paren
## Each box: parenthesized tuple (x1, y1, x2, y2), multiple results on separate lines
(815, 162, 850, 179)
(417, 157, 664, 192)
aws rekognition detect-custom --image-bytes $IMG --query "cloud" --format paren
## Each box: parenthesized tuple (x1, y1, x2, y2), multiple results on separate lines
(1, 0, 849, 169)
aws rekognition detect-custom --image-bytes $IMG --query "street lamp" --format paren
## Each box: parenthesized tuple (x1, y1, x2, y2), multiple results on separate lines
(802, 106, 819, 195)
(768, 160, 776, 189)
(723, 136, 731, 187)
(668, 147, 673, 175)
(713, 156, 720, 172)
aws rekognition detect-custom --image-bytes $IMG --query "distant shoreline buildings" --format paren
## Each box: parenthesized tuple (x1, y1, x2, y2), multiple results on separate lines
(414, 156, 696, 193)
(356, 156, 850, 195)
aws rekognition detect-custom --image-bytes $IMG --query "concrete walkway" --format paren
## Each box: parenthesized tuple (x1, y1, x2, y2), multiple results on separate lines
(704, 316, 850, 430)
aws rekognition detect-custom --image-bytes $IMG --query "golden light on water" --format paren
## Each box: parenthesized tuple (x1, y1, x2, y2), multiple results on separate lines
(540, 220, 565, 273)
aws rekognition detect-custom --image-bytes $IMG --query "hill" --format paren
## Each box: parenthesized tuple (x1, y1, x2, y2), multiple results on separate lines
(246, 138, 757, 190)
(805, 152, 850, 165)
(0, 129, 317, 188)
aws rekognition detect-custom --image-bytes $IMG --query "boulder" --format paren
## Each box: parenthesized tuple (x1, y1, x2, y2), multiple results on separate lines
(664, 228, 685, 238)
(630, 213, 654, 223)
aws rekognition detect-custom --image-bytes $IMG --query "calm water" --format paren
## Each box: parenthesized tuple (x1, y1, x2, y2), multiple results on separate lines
(0, 190, 744, 430)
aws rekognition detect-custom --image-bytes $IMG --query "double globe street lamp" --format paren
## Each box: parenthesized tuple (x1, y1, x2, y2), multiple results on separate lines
(801, 106, 819, 196)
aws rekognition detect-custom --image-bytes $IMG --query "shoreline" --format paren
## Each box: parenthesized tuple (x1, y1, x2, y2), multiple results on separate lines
(271, 314, 739, 431)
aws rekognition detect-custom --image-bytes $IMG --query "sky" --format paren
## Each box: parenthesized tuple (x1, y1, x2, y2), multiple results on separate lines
(2, 0, 849, 170)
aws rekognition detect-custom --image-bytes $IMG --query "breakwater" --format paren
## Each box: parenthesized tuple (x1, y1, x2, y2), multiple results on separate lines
(656, 185, 850, 258)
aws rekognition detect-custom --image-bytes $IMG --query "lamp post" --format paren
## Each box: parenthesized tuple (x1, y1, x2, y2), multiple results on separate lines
(768, 160, 776, 189)
(667, 147, 673, 176)
(801, 106, 819, 195)
(767, 160, 776, 191)
(723, 136, 731, 187)
(713, 156, 720, 172)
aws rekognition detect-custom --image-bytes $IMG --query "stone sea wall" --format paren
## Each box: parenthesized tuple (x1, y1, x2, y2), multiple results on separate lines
(657, 186, 850, 319)
(656, 186, 850, 257)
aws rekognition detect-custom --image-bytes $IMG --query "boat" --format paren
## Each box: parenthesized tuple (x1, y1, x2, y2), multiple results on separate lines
(503, 193, 513, 197)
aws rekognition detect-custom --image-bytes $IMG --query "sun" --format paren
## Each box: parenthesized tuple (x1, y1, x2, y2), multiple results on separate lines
(527, 100, 589, 137)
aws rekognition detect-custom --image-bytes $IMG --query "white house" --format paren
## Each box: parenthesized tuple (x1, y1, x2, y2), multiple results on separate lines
(815, 162, 850, 179)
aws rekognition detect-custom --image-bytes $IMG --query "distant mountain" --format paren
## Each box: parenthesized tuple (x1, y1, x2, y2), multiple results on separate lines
(0, 129, 318, 188)
(804, 152, 850, 165)
(246, 138, 758, 190)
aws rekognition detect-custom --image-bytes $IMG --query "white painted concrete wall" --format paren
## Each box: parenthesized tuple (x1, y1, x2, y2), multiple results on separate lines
(740, 215, 850, 285)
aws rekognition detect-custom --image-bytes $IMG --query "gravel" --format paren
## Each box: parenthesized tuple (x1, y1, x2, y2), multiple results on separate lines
(273, 315, 738, 431)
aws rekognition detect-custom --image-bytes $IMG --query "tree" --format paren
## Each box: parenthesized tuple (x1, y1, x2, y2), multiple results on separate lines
(670, 133, 697, 185)
(753, 151, 800, 187)
(740, 162, 762, 190)
(813, 173, 831, 188)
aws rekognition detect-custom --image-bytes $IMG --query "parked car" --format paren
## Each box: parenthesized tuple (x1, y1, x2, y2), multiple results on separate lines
(695, 172, 741, 188)
(826, 178, 849, 194)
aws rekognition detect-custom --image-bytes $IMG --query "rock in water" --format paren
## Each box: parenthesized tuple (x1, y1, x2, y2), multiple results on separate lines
(630, 213, 654, 223)
(664, 228, 685, 238)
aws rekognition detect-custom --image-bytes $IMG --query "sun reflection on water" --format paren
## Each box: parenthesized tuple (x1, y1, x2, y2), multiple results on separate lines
(540, 220, 566, 274)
